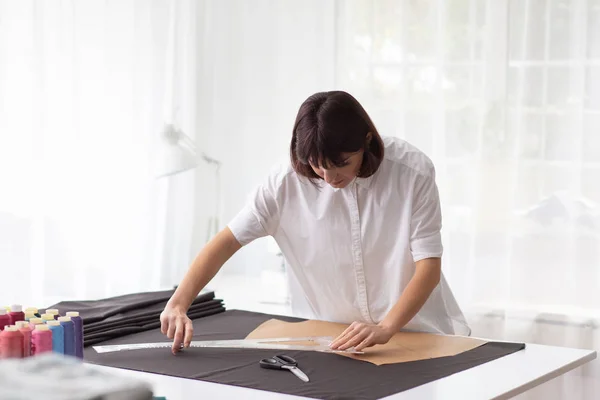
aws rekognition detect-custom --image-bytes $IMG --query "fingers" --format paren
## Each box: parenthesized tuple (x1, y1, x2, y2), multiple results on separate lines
(330, 322, 358, 349)
(335, 325, 354, 342)
(354, 334, 375, 352)
(172, 319, 184, 354)
(331, 322, 368, 350)
(160, 314, 167, 335)
(166, 317, 176, 340)
(161, 307, 193, 355)
(337, 329, 369, 351)
(183, 320, 194, 348)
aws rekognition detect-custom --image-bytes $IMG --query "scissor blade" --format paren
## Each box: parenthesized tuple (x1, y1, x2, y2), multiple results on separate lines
(284, 365, 309, 382)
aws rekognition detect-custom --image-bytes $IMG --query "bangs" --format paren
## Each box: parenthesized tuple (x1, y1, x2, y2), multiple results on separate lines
(295, 126, 348, 169)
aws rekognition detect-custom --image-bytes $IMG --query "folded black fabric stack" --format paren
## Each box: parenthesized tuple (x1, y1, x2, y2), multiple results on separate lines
(42, 289, 225, 347)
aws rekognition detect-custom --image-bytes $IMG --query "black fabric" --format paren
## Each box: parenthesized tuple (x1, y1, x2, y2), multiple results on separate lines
(83, 305, 225, 346)
(84, 310, 525, 400)
(83, 299, 224, 335)
(42, 289, 215, 324)
(42, 289, 225, 347)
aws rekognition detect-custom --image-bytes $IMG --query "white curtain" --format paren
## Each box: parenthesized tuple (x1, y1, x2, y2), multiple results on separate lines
(335, 0, 600, 332)
(0, 0, 199, 307)
(190, 0, 337, 309)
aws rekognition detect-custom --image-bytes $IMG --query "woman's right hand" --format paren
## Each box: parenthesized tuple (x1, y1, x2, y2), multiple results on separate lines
(160, 305, 194, 354)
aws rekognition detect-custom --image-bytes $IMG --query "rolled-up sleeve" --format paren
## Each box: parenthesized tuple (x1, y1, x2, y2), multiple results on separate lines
(227, 168, 283, 246)
(410, 170, 443, 262)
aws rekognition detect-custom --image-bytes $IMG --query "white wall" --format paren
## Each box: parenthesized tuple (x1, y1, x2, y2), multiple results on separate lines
(189, 0, 337, 277)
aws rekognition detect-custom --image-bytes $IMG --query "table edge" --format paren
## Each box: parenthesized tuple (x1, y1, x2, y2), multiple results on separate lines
(491, 349, 597, 400)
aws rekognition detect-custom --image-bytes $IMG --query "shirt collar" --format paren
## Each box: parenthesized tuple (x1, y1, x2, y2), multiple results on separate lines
(355, 174, 374, 189)
(324, 174, 374, 192)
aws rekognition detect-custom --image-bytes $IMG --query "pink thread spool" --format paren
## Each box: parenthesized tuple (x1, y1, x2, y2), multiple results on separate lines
(31, 324, 52, 355)
(8, 305, 24, 325)
(0, 309, 10, 331)
(15, 321, 32, 357)
(0, 325, 24, 358)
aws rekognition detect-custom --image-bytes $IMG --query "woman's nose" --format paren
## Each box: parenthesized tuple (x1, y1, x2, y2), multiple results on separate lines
(323, 169, 337, 183)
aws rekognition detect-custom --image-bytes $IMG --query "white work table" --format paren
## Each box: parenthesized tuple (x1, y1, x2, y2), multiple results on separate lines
(89, 340, 596, 400)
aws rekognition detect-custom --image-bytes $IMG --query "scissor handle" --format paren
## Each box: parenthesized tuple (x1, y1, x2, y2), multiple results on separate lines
(274, 355, 297, 365)
(259, 354, 298, 370)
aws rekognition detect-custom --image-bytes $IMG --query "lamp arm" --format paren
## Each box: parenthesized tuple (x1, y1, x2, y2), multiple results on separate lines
(200, 153, 221, 167)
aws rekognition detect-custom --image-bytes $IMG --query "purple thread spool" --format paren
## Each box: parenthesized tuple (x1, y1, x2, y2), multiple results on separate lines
(58, 316, 75, 357)
(66, 311, 83, 358)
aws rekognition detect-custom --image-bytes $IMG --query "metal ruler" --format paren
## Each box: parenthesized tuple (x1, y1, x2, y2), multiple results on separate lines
(92, 336, 363, 354)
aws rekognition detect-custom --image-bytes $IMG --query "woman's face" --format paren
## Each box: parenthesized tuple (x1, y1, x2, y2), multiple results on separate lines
(310, 150, 364, 189)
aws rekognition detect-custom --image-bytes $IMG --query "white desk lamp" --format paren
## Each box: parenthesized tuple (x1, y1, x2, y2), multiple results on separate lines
(155, 123, 222, 242)
(155, 123, 198, 178)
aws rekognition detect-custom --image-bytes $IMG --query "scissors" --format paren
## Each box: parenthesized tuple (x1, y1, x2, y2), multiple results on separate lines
(259, 354, 309, 382)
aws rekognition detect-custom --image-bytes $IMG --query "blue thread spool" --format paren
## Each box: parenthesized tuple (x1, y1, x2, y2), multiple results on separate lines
(66, 311, 83, 359)
(58, 316, 75, 357)
(46, 320, 64, 354)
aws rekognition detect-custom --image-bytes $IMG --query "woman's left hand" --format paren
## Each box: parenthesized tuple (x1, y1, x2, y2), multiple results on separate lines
(329, 321, 395, 351)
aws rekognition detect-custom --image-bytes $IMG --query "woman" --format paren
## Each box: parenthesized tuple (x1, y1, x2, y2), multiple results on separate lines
(160, 90, 469, 354)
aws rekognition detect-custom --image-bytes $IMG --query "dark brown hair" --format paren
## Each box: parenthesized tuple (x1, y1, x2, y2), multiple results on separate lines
(290, 91, 384, 182)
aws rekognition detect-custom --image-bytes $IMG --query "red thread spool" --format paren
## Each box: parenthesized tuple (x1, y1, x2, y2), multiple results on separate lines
(31, 324, 52, 355)
(0, 309, 10, 331)
(15, 321, 32, 357)
(0, 325, 24, 358)
(8, 305, 24, 325)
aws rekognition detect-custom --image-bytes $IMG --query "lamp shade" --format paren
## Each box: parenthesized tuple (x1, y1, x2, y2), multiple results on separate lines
(154, 123, 198, 178)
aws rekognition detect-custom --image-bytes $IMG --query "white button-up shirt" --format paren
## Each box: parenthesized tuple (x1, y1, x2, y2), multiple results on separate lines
(228, 136, 469, 335)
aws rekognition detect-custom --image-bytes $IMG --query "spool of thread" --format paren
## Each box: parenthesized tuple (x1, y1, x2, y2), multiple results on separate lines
(24, 310, 36, 321)
(46, 309, 60, 319)
(28, 317, 44, 330)
(0, 325, 24, 358)
(66, 311, 83, 358)
(8, 305, 24, 325)
(58, 316, 75, 357)
(15, 321, 32, 357)
(46, 320, 64, 354)
(41, 313, 55, 323)
(31, 324, 52, 355)
(0, 309, 10, 331)
(25, 307, 40, 318)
